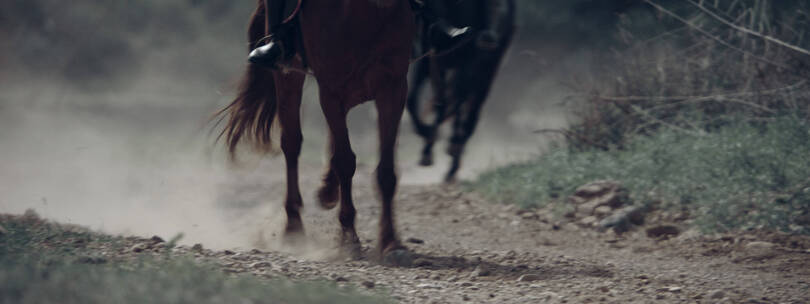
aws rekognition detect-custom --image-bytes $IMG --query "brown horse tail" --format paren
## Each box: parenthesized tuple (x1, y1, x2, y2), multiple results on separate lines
(214, 1, 277, 159)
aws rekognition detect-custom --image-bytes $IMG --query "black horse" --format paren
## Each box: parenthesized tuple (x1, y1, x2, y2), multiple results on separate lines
(407, 0, 516, 182)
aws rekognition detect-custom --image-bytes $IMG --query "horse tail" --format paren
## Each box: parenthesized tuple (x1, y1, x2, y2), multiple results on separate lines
(215, 1, 277, 159)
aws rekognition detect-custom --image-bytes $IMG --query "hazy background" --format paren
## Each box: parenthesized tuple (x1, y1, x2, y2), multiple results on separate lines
(0, 0, 644, 249)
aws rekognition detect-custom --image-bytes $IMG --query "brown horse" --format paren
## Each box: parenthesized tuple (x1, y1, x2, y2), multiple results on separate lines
(216, 0, 415, 260)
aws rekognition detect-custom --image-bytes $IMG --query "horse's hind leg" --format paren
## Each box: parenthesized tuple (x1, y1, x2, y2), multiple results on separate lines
(316, 137, 340, 209)
(419, 61, 448, 167)
(318, 88, 361, 252)
(277, 71, 306, 240)
(406, 58, 431, 139)
(445, 68, 493, 182)
(374, 76, 408, 260)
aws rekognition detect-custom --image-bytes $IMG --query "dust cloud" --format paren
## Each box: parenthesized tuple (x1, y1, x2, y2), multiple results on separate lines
(0, 1, 606, 250)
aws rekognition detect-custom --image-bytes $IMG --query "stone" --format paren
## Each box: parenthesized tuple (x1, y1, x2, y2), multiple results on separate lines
(580, 216, 598, 226)
(572, 180, 630, 209)
(708, 289, 726, 299)
(594, 206, 613, 217)
(598, 206, 646, 232)
(250, 261, 272, 269)
(362, 281, 375, 289)
(406, 237, 425, 244)
(517, 274, 541, 282)
(150, 235, 165, 243)
(646, 225, 680, 239)
(472, 266, 491, 277)
(191, 243, 204, 252)
(130, 243, 146, 253)
(745, 241, 775, 250)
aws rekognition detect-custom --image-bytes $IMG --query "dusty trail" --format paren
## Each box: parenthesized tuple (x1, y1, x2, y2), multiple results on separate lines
(199, 165, 810, 304)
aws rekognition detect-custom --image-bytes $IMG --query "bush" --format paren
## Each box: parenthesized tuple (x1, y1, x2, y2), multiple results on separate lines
(561, 0, 810, 150)
(472, 116, 810, 234)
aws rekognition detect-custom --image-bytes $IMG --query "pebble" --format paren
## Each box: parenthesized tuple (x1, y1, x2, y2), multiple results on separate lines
(745, 241, 775, 250)
(708, 289, 726, 299)
(517, 274, 541, 282)
(130, 244, 146, 253)
(406, 237, 425, 244)
(250, 261, 272, 269)
(191, 243, 204, 252)
(472, 266, 491, 277)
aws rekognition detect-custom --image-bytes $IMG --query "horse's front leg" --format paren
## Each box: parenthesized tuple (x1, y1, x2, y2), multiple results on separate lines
(277, 71, 306, 241)
(375, 75, 410, 265)
(318, 88, 361, 254)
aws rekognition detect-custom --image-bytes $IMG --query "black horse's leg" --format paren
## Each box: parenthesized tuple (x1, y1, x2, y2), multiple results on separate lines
(406, 58, 431, 139)
(445, 65, 495, 182)
(419, 59, 448, 167)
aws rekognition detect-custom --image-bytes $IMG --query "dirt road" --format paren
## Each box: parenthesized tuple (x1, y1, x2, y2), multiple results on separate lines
(160, 165, 810, 304)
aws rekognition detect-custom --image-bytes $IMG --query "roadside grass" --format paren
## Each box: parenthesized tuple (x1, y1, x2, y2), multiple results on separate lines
(0, 213, 390, 304)
(471, 116, 810, 234)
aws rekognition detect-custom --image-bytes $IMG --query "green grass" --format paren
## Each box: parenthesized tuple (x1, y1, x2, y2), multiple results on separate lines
(0, 213, 390, 304)
(471, 116, 810, 234)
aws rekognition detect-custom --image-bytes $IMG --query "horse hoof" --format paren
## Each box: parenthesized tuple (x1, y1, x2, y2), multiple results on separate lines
(316, 186, 339, 210)
(418, 156, 433, 167)
(382, 247, 413, 267)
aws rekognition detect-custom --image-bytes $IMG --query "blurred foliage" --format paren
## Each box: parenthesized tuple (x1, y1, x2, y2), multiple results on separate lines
(565, 0, 810, 150)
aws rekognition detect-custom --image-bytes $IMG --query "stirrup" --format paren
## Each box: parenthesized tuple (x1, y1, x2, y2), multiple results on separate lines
(248, 40, 285, 68)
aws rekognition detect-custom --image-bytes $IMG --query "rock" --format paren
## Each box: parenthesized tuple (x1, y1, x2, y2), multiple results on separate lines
(334, 276, 349, 282)
(250, 249, 263, 254)
(23, 209, 40, 220)
(191, 243, 204, 252)
(519, 211, 537, 219)
(472, 266, 491, 277)
(745, 241, 775, 250)
(130, 243, 146, 253)
(223, 250, 235, 255)
(250, 261, 272, 269)
(664, 286, 682, 293)
(708, 289, 726, 299)
(646, 225, 680, 239)
(598, 205, 646, 232)
(517, 274, 541, 282)
(580, 216, 598, 226)
(594, 206, 613, 217)
(406, 237, 425, 244)
(416, 283, 441, 289)
(150, 235, 165, 243)
(362, 281, 375, 289)
(571, 181, 630, 211)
